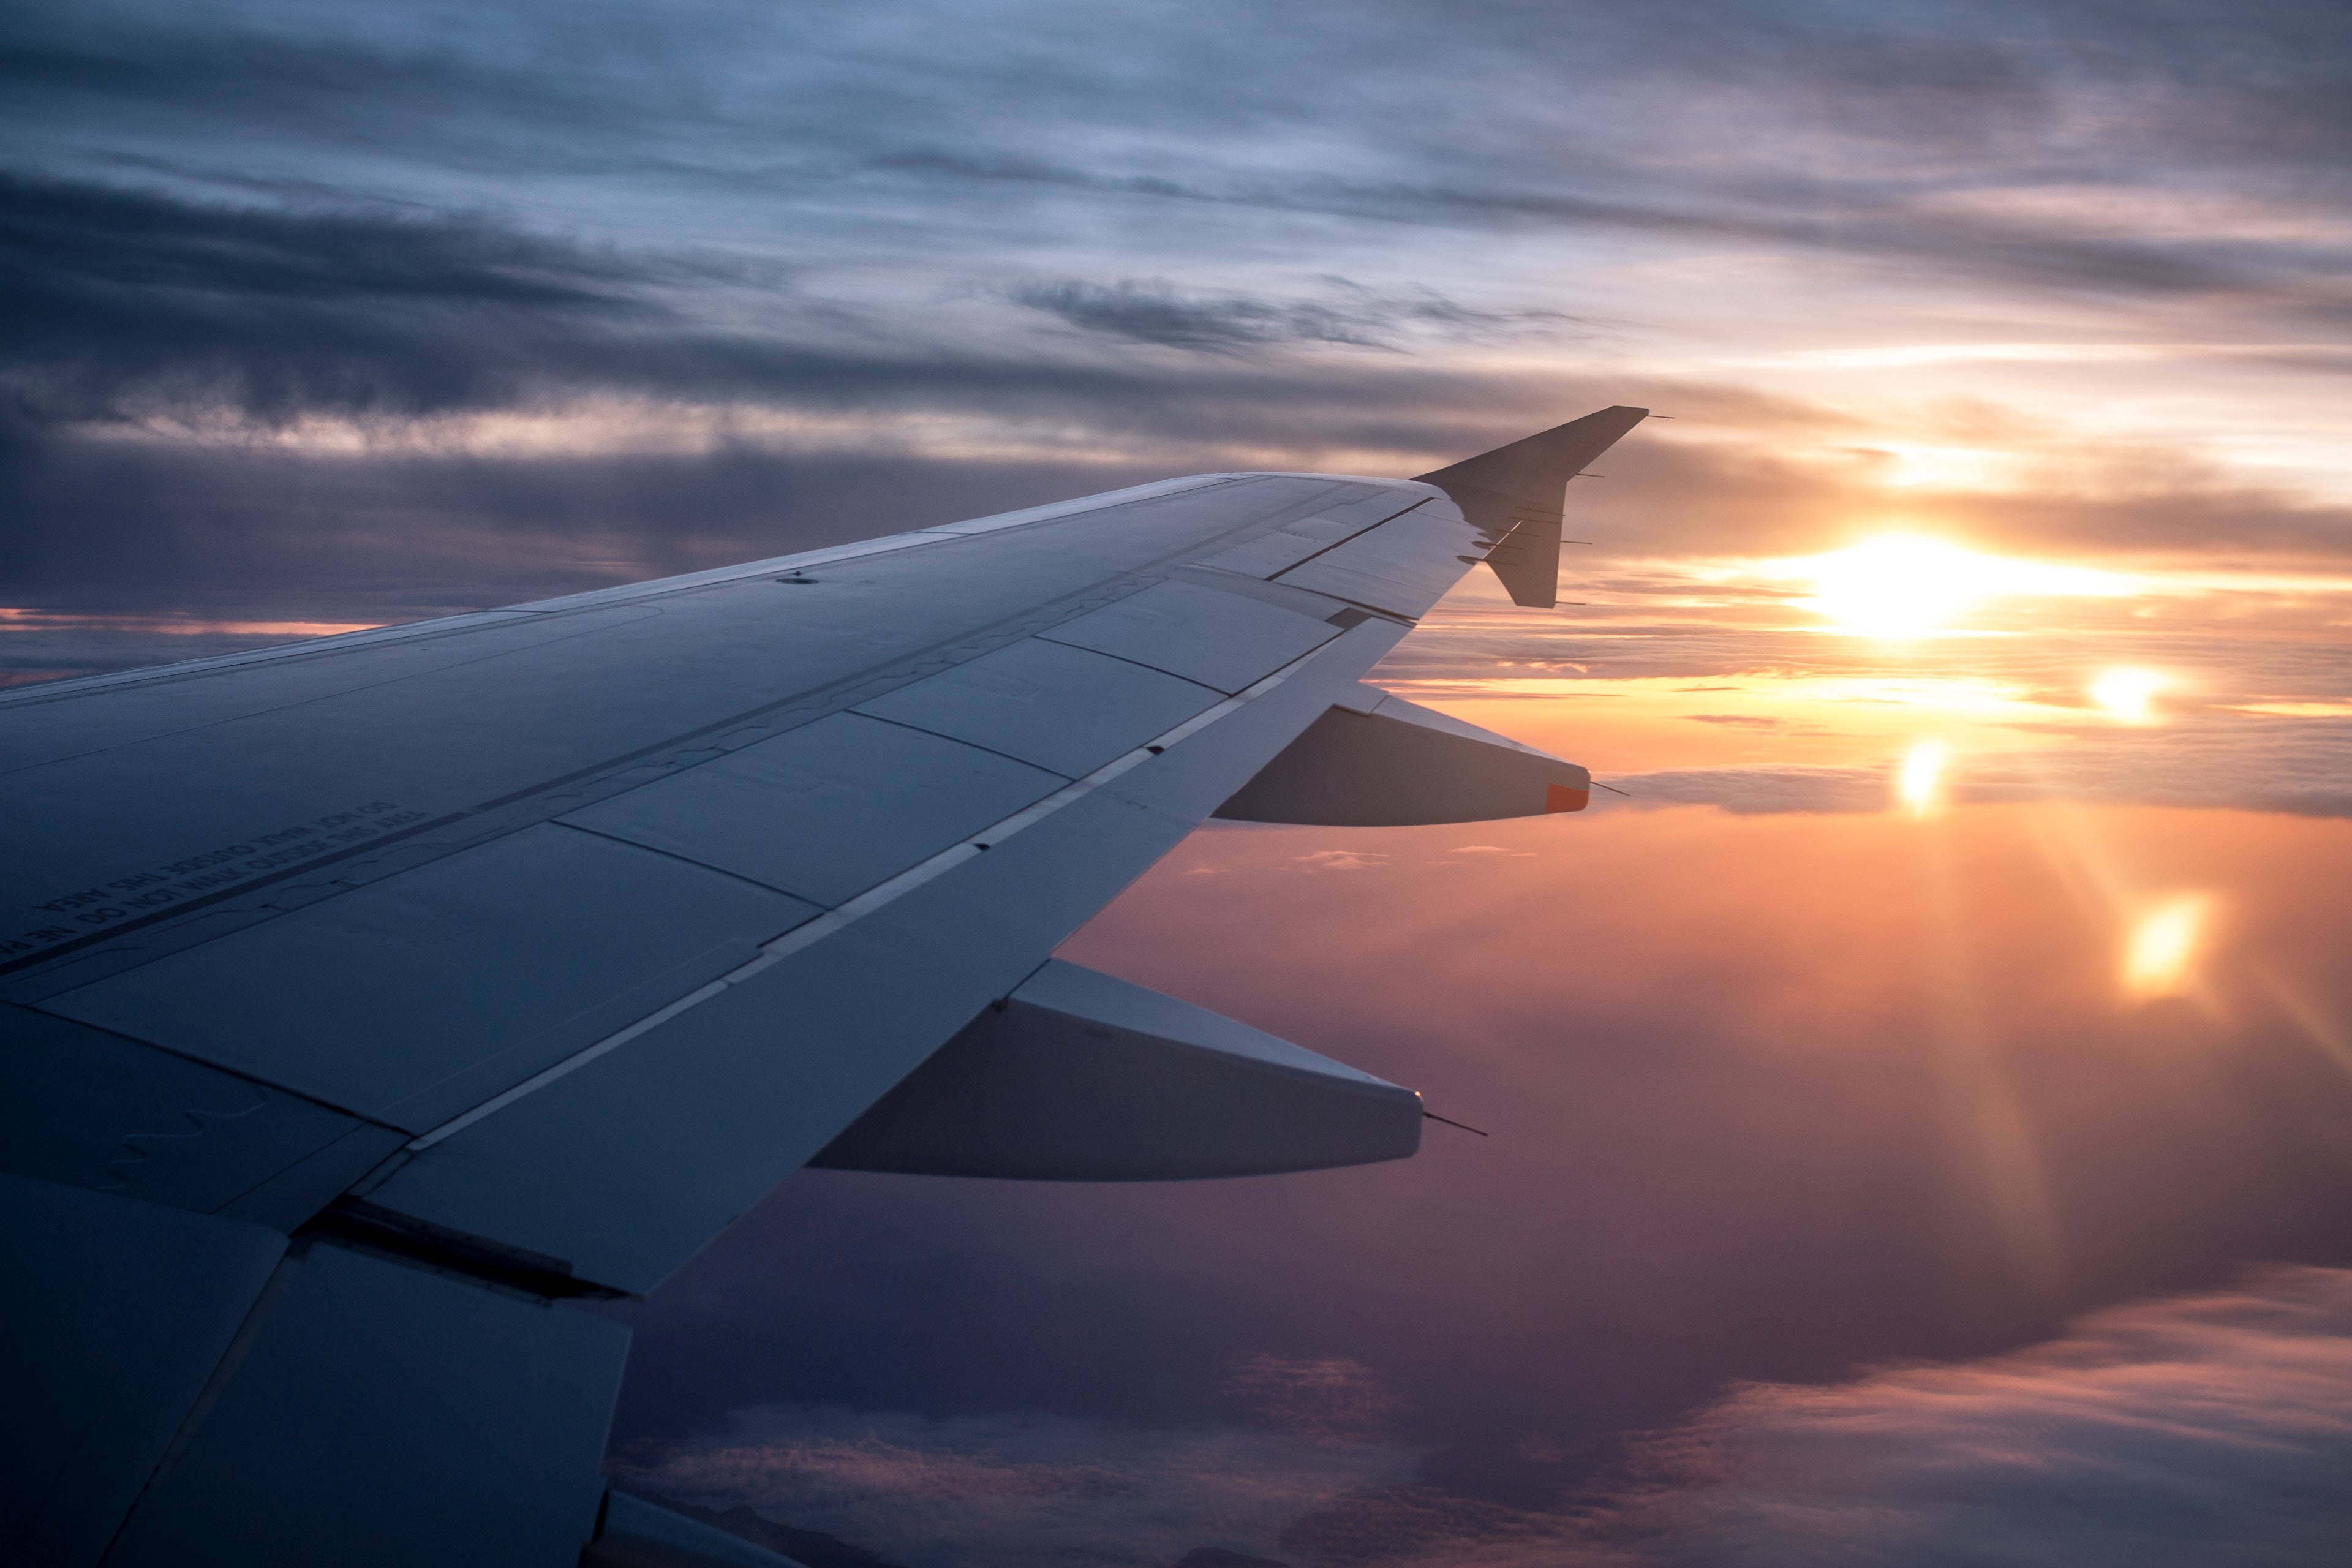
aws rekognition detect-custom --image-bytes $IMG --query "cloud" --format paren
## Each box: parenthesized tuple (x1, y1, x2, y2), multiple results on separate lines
(9, 0, 2351, 441)
(1006, 279, 1389, 353)
(1275, 1482, 1589, 1567)
(0, 175, 1355, 431)
(9, 0, 2352, 627)
(872, 145, 2344, 315)
(0, 171, 662, 424)
(1226, 1355, 1404, 1443)
(0, 172, 1637, 471)
(1003, 277, 1578, 354)
(767, 4, 2352, 320)
(616, 1403, 1423, 1568)
(0, 170, 1041, 430)
(1605, 718, 2352, 820)
(1599, 1265, 2352, 1567)
(620, 1270, 2352, 1567)
(1291, 851, 1392, 872)
(0, 435, 1191, 622)
(1603, 766, 1894, 817)
(0, 168, 1616, 437)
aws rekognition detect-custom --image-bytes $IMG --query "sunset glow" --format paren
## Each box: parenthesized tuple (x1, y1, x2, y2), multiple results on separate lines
(2124, 895, 2209, 1000)
(15, 1, 2352, 1559)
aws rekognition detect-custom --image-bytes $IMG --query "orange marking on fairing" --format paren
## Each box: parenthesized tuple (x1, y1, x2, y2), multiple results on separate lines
(1545, 783, 1589, 813)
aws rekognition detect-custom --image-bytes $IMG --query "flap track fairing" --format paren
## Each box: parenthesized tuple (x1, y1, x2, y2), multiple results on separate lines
(1211, 685, 1590, 826)
(809, 960, 1422, 1181)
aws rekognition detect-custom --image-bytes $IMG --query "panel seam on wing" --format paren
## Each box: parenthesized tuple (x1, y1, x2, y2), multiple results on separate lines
(1259, 498, 1428, 578)
(398, 639, 1341, 1152)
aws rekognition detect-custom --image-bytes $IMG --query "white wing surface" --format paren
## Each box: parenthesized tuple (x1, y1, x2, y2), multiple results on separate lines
(0, 408, 1648, 1567)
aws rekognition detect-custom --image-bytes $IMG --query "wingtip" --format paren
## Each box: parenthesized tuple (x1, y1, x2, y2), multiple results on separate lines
(1411, 405, 1653, 494)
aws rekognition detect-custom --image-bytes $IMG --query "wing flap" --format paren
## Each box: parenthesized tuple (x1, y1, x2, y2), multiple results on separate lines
(1191, 488, 1427, 578)
(1034, 578, 1341, 693)
(1272, 505, 1483, 619)
(99, 1242, 628, 1568)
(0, 1175, 286, 1566)
(559, 714, 1064, 909)
(850, 638, 1223, 778)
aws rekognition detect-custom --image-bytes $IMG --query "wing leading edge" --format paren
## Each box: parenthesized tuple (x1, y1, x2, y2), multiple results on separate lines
(0, 409, 1649, 1567)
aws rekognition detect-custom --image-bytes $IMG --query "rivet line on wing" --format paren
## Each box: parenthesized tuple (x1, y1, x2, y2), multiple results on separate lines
(402, 652, 1316, 1152)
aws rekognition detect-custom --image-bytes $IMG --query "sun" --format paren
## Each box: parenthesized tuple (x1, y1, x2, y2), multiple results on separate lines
(1781, 534, 2132, 638)
(2090, 668, 2165, 723)
(1792, 535, 1994, 638)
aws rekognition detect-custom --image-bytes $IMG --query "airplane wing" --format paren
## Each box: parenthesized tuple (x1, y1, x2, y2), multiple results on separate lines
(0, 407, 1649, 1567)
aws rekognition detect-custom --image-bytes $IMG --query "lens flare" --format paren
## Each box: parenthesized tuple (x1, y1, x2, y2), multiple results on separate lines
(2124, 895, 2208, 999)
(2090, 668, 2165, 723)
(1898, 740, 1947, 816)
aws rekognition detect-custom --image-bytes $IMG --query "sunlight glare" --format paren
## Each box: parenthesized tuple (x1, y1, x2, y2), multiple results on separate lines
(2124, 895, 2208, 1000)
(1797, 536, 1985, 638)
(1782, 535, 2132, 638)
(2090, 668, 2165, 723)
(1899, 740, 1947, 816)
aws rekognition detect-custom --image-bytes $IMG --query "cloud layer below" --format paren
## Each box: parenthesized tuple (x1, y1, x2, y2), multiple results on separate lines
(618, 1401, 1422, 1568)
(1607, 1265, 2352, 1567)
(629, 1269, 2352, 1567)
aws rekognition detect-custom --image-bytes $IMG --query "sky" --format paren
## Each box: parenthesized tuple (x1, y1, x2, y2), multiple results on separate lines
(7, 1, 2352, 1563)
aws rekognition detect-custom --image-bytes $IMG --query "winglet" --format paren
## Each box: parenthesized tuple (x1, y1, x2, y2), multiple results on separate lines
(1414, 405, 1649, 608)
